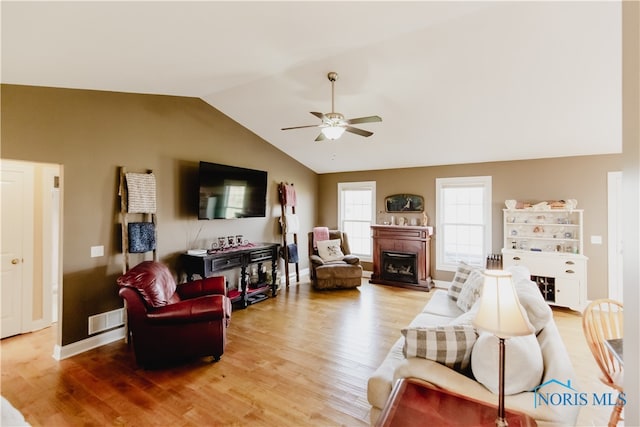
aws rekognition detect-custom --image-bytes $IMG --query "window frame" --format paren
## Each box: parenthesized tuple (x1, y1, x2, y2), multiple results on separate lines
(337, 181, 376, 261)
(435, 176, 492, 272)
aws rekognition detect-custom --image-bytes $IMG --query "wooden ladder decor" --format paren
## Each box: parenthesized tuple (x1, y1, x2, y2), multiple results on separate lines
(278, 182, 300, 287)
(119, 167, 158, 273)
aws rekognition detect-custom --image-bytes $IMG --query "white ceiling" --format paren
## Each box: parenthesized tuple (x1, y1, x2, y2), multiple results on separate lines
(1, 1, 622, 173)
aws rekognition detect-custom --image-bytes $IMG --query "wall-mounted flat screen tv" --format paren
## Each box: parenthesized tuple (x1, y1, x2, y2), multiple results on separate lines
(198, 161, 268, 219)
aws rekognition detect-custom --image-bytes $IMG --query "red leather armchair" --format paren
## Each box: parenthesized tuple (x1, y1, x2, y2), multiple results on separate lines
(117, 261, 232, 368)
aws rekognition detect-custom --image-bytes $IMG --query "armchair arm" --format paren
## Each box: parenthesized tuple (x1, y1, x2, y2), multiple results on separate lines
(342, 255, 360, 264)
(177, 275, 226, 299)
(147, 294, 229, 324)
(310, 254, 325, 265)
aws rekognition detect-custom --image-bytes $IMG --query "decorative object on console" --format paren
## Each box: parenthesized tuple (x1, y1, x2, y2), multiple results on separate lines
(473, 270, 534, 427)
(384, 194, 424, 212)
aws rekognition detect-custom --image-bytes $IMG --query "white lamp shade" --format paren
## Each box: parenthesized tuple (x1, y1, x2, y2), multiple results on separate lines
(473, 270, 534, 338)
(321, 125, 346, 140)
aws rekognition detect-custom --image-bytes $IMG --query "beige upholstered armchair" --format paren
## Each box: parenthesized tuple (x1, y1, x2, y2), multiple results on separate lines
(307, 230, 363, 290)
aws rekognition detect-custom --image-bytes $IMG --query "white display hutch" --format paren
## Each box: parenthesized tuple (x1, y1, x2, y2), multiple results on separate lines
(502, 206, 587, 311)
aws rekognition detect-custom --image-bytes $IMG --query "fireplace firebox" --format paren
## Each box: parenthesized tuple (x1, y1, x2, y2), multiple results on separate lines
(381, 251, 418, 284)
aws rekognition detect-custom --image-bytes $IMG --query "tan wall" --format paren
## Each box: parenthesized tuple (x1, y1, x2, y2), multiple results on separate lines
(317, 154, 621, 300)
(1, 84, 317, 345)
(0, 83, 624, 345)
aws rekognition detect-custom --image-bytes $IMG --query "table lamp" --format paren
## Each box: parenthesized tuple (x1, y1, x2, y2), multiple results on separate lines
(473, 270, 533, 427)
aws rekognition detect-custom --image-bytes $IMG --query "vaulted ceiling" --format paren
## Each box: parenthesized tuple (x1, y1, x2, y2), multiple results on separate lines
(1, 1, 622, 173)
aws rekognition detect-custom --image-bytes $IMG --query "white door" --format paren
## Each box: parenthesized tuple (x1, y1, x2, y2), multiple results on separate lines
(1, 165, 33, 338)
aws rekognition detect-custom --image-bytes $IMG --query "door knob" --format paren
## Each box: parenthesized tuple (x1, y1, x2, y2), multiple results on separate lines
(11, 258, 20, 265)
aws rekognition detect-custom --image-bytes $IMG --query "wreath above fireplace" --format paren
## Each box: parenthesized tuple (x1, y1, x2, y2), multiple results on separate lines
(385, 194, 424, 212)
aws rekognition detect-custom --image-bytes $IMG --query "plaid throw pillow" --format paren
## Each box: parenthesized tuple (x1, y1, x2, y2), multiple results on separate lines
(401, 325, 478, 371)
(448, 261, 474, 301)
(456, 269, 485, 312)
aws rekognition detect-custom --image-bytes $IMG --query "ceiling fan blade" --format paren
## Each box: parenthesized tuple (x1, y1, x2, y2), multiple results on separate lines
(346, 115, 382, 125)
(281, 124, 322, 131)
(310, 112, 327, 120)
(315, 133, 326, 142)
(345, 126, 374, 137)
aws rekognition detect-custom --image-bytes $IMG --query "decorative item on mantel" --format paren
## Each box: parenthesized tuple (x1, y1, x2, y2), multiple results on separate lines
(385, 194, 424, 213)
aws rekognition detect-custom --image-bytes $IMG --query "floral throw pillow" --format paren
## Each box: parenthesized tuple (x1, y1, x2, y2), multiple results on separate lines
(316, 239, 345, 261)
(456, 269, 485, 312)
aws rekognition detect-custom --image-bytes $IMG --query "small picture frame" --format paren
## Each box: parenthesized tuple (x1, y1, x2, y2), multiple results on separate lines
(385, 194, 424, 213)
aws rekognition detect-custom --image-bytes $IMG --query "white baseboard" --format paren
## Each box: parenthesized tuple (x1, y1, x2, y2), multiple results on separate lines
(279, 267, 310, 285)
(433, 279, 450, 289)
(53, 326, 126, 360)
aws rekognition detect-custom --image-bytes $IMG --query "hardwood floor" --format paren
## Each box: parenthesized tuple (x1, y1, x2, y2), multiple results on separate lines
(1, 278, 614, 426)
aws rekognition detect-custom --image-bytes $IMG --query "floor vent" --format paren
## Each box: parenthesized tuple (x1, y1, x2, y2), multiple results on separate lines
(88, 308, 125, 335)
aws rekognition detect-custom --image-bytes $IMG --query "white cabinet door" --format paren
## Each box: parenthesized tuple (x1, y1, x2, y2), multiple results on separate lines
(555, 277, 580, 309)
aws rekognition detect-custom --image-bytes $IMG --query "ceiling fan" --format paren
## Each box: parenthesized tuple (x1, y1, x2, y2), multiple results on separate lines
(281, 72, 382, 141)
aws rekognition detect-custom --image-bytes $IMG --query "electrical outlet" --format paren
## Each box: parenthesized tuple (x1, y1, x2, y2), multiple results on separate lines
(91, 245, 104, 257)
(590, 235, 603, 245)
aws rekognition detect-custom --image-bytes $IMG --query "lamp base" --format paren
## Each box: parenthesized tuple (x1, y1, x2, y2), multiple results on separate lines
(497, 337, 508, 427)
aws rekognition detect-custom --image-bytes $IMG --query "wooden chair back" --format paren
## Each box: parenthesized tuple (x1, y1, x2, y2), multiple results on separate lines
(582, 298, 624, 390)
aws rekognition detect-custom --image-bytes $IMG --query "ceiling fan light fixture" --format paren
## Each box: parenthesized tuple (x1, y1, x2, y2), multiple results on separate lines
(321, 125, 346, 140)
(281, 71, 381, 142)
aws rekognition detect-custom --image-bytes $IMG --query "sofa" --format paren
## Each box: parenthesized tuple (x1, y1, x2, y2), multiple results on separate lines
(367, 264, 580, 427)
(308, 230, 363, 290)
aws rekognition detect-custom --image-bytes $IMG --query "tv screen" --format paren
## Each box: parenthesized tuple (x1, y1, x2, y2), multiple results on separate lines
(198, 161, 268, 219)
